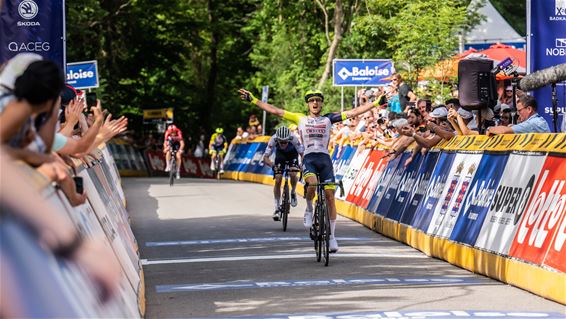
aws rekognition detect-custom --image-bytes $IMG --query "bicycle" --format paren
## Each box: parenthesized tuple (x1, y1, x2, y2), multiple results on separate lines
(168, 147, 179, 186)
(276, 164, 293, 232)
(305, 178, 344, 266)
(212, 153, 223, 180)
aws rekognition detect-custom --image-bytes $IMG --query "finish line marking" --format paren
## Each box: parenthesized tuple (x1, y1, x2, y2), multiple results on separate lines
(156, 276, 488, 293)
(145, 236, 374, 247)
(176, 310, 565, 319)
(141, 253, 429, 265)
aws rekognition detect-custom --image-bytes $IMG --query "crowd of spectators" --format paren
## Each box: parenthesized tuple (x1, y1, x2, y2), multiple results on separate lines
(329, 73, 552, 167)
(0, 53, 130, 308)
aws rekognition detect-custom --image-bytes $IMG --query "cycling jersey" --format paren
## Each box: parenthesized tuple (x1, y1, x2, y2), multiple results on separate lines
(282, 111, 347, 156)
(263, 134, 304, 157)
(164, 128, 183, 141)
(209, 133, 228, 152)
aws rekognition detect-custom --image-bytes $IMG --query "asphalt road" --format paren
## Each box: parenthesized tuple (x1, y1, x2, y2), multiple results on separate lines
(124, 177, 565, 319)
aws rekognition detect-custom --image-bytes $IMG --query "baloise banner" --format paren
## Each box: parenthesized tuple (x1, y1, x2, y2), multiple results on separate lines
(0, 0, 65, 68)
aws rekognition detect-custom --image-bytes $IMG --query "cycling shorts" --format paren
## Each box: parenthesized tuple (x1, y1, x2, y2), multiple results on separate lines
(210, 144, 226, 154)
(168, 140, 181, 152)
(273, 150, 300, 175)
(302, 152, 335, 189)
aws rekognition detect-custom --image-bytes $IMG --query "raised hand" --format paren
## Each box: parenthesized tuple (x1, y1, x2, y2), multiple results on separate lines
(238, 89, 258, 104)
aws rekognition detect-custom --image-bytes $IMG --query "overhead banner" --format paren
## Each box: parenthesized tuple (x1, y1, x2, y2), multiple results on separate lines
(0, 0, 66, 68)
(475, 153, 546, 255)
(527, 0, 566, 131)
(333, 59, 395, 86)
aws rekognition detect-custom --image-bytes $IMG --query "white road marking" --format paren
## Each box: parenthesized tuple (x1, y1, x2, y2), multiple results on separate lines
(141, 253, 429, 265)
(145, 236, 375, 247)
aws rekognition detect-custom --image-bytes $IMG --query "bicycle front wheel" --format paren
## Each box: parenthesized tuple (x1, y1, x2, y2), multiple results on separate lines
(321, 203, 330, 266)
(282, 184, 289, 232)
(169, 160, 176, 186)
(314, 203, 322, 262)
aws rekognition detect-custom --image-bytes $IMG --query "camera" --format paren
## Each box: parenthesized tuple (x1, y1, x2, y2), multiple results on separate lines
(86, 92, 97, 107)
(73, 176, 84, 194)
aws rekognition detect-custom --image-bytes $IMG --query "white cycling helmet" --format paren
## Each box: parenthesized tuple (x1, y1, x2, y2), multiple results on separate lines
(275, 126, 291, 141)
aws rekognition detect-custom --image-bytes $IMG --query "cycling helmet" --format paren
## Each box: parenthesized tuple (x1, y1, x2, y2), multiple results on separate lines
(215, 128, 224, 134)
(275, 126, 291, 141)
(304, 89, 324, 103)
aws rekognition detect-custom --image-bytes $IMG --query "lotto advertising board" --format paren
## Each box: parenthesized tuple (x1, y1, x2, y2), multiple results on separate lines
(411, 152, 456, 231)
(509, 154, 566, 269)
(346, 149, 388, 208)
(449, 153, 509, 245)
(339, 148, 371, 200)
(385, 152, 423, 222)
(475, 153, 547, 254)
(400, 151, 440, 225)
(427, 153, 483, 238)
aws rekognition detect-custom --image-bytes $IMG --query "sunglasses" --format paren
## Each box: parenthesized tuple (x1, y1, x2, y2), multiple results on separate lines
(308, 97, 323, 103)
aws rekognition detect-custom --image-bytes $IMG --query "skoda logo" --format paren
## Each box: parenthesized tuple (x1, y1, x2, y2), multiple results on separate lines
(18, 0, 39, 20)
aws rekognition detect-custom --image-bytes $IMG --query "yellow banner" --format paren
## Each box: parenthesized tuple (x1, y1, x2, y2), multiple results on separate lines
(143, 108, 174, 120)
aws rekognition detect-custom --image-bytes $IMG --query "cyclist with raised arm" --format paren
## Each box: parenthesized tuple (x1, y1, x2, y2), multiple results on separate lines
(163, 124, 185, 179)
(209, 127, 228, 173)
(239, 88, 381, 253)
(263, 126, 304, 221)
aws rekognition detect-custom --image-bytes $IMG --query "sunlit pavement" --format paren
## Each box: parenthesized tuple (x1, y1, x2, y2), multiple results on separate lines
(124, 178, 565, 319)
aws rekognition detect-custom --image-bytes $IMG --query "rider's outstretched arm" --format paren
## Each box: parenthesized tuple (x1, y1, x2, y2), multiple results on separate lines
(343, 96, 382, 120)
(239, 89, 285, 118)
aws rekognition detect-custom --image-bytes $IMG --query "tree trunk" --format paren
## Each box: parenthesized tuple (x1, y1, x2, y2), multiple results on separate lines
(204, 0, 219, 131)
(317, 0, 344, 89)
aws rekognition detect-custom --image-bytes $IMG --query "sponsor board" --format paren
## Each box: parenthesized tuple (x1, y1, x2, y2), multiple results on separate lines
(66, 60, 99, 89)
(374, 152, 412, 216)
(346, 149, 388, 207)
(475, 153, 547, 254)
(339, 148, 370, 200)
(400, 151, 440, 225)
(385, 152, 424, 221)
(366, 155, 401, 214)
(509, 155, 566, 267)
(449, 153, 509, 245)
(427, 153, 483, 238)
(334, 146, 356, 181)
(411, 152, 456, 231)
(333, 59, 394, 86)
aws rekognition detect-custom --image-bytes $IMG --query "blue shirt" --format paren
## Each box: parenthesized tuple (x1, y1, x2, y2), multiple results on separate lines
(511, 114, 551, 134)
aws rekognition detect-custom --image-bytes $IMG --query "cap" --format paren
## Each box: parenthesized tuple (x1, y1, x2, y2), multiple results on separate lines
(0, 53, 43, 91)
(499, 103, 510, 111)
(457, 108, 473, 119)
(506, 85, 512, 91)
(61, 85, 77, 105)
(429, 107, 448, 118)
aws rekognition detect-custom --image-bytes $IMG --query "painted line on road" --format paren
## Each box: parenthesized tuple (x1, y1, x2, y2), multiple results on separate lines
(141, 253, 429, 265)
(178, 310, 566, 319)
(156, 276, 489, 293)
(145, 236, 373, 247)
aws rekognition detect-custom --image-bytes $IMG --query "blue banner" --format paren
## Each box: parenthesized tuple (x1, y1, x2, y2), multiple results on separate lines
(0, 0, 65, 68)
(373, 152, 410, 217)
(333, 59, 395, 86)
(400, 151, 441, 225)
(385, 152, 423, 222)
(66, 61, 99, 89)
(449, 153, 509, 245)
(528, 0, 566, 132)
(411, 152, 456, 231)
(334, 146, 355, 181)
(366, 155, 401, 214)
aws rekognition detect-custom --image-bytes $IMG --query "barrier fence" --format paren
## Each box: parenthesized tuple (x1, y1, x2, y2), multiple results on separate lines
(223, 133, 566, 305)
(0, 145, 144, 318)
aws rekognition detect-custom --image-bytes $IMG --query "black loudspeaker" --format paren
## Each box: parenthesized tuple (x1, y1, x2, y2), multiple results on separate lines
(458, 58, 497, 111)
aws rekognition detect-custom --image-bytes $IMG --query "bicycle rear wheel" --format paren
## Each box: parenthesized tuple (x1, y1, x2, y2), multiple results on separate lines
(169, 160, 176, 186)
(281, 184, 289, 231)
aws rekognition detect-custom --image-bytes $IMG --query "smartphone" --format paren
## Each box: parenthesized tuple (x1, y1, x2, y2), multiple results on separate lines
(73, 176, 84, 194)
(86, 92, 97, 107)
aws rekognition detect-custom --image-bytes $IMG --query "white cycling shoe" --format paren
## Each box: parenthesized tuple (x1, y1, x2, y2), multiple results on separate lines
(290, 193, 298, 207)
(329, 237, 339, 253)
(165, 165, 171, 172)
(303, 210, 313, 228)
(176, 172, 181, 179)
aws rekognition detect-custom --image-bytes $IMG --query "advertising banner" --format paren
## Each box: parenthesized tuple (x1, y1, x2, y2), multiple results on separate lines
(333, 59, 395, 86)
(527, 0, 566, 131)
(357, 150, 389, 209)
(374, 152, 411, 217)
(247, 143, 270, 174)
(144, 150, 213, 178)
(346, 149, 388, 207)
(449, 153, 509, 245)
(475, 153, 547, 254)
(385, 152, 423, 222)
(400, 151, 440, 225)
(366, 155, 401, 214)
(427, 153, 483, 238)
(410, 152, 456, 231)
(339, 148, 370, 200)
(0, 0, 65, 67)
(335, 146, 356, 181)
(509, 154, 566, 266)
(66, 61, 99, 89)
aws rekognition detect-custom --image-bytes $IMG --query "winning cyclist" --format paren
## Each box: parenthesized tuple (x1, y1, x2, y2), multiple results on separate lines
(209, 128, 228, 173)
(239, 88, 381, 253)
(263, 126, 304, 221)
(163, 124, 185, 179)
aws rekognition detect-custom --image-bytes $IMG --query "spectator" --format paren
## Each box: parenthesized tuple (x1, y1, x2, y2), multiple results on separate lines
(194, 134, 206, 158)
(499, 85, 514, 106)
(499, 108, 513, 127)
(249, 114, 260, 131)
(234, 126, 245, 140)
(487, 95, 550, 134)
(386, 85, 402, 113)
(448, 107, 477, 135)
(392, 73, 417, 111)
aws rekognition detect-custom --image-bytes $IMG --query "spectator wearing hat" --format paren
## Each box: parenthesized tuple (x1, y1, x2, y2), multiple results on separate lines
(487, 95, 550, 135)
(425, 106, 456, 140)
(499, 85, 514, 106)
(447, 106, 478, 135)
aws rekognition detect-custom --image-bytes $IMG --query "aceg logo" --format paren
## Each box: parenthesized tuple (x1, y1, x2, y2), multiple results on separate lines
(18, 0, 39, 20)
(556, 0, 566, 16)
